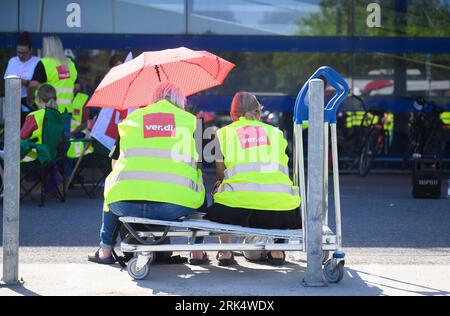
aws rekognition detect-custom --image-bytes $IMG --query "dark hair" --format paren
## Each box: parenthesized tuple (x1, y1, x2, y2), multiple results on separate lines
(317, 75, 327, 83)
(16, 32, 32, 49)
(108, 54, 124, 68)
(38, 84, 57, 100)
(317, 75, 330, 89)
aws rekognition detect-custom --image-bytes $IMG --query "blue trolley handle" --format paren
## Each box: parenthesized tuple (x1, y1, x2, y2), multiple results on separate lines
(294, 66, 350, 124)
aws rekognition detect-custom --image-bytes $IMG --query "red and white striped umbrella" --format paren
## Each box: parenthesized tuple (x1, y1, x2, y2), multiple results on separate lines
(87, 47, 235, 110)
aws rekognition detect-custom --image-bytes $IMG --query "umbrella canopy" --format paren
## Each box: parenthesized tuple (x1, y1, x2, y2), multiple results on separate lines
(87, 47, 235, 110)
(362, 80, 393, 94)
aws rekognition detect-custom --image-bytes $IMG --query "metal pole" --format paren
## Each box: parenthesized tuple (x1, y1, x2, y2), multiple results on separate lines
(2, 76, 21, 285)
(294, 124, 307, 250)
(303, 79, 325, 287)
(323, 123, 329, 226)
(330, 123, 343, 250)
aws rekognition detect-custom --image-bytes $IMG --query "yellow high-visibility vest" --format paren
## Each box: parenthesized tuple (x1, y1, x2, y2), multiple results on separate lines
(39, 57, 77, 113)
(441, 112, 450, 127)
(104, 100, 205, 210)
(21, 109, 45, 163)
(66, 92, 94, 159)
(213, 117, 300, 211)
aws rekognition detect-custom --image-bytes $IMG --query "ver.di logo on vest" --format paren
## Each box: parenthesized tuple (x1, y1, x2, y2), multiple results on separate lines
(57, 65, 71, 80)
(143, 113, 176, 138)
(236, 126, 270, 149)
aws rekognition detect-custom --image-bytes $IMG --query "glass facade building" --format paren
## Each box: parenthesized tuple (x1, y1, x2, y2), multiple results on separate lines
(1, 0, 449, 37)
(1, 1, 449, 133)
(1, 1, 449, 104)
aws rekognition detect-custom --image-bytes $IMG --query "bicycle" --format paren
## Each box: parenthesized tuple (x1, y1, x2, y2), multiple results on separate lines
(337, 95, 367, 170)
(402, 97, 446, 167)
(348, 95, 392, 177)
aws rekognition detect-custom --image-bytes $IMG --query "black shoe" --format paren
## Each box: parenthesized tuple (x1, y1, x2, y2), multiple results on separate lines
(88, 249, 116, 265)
(188, 252, 210, 266)
(216, 252, 237, 267)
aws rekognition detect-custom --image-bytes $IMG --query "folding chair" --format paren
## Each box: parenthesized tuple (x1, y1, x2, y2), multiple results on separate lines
(67, 140, 111, 198)
(20, 109, 68, 206)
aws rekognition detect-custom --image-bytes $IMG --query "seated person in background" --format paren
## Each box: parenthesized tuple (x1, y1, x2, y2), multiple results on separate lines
(0, 84, 59, 163)
(20, 84, 60, 162)
(19, 84, 63, 196)
(205, 92, 301, 266)
(88, 82, 207, 265)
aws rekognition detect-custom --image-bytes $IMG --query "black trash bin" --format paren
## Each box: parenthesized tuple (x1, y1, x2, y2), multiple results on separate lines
(412, 158, 442, 199)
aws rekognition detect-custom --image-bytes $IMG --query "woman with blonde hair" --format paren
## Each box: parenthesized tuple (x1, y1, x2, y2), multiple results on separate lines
(28, 36, 79, 114)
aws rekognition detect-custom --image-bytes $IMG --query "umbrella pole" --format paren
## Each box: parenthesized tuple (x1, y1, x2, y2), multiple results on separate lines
(155, 65, 161, 82)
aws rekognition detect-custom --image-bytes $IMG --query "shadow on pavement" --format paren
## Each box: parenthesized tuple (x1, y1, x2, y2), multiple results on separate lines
(351, 269, 450, 296)
(0, 282, 41, 296)
(125, 261, 384, 296)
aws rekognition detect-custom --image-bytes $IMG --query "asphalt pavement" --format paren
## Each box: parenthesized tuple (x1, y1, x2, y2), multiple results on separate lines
(1, 173, 450, 296)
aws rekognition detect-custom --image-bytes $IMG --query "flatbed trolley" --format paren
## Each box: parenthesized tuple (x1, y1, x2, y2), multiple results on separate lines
(119, 66, 349, 284)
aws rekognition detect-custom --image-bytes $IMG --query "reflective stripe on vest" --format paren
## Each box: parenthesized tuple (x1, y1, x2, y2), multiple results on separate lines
(113, 171, 203, 193)
(56, 88, 74, 94)
(123, 148, 197, 169)
(58, 98, 73, 105)
(224, 162, 289, 179)
(218, 182, 299, 196)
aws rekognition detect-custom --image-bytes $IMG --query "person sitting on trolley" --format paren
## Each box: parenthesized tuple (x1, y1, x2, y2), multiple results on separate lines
(88, 82, 207, 265)
(205, 91, 301, 266)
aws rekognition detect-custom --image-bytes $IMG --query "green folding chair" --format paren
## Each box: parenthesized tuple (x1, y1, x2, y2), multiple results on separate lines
(20, 109, 68, 206)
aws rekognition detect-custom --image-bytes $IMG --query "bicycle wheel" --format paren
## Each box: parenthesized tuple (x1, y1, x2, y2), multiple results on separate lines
(0, 163, 3, 199)
(359, 137, 375, 177)
(423, 128, 444, 158)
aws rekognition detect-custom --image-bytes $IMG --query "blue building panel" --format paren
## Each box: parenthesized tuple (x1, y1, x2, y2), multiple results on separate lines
(2, 33, 450, 53)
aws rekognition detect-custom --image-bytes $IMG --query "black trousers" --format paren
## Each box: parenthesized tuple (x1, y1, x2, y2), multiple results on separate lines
(205, 203, 302, 230)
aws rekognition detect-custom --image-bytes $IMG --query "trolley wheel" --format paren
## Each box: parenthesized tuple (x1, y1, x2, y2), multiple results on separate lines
(321, 250, 330, 264)
(323, 259, 345, 283)
(127, 257, 151, 280)
(147, 252, 156, 265)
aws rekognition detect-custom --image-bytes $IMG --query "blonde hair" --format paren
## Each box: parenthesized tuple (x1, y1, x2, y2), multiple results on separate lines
(37, 84, 58, 110)
(230, 92, 261, 120)
(152, 81, 186, 109)
(42, 36, 67, 66)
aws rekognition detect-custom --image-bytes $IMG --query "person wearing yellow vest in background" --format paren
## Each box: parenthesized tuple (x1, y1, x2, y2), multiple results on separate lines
(441, 112, 450, 154)
(28, 36, 79, 115)
(441, 112, 450, 129)
(205, 92, 301, 266)
(0, 85, 56, 162)
(20, 84, 60, 162)
(88, 82, 206, 265)
(66, 92, 94, 159)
